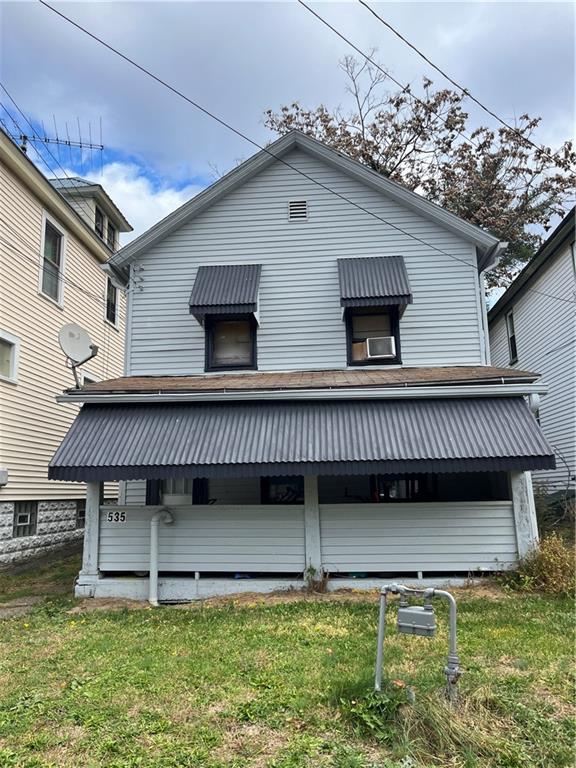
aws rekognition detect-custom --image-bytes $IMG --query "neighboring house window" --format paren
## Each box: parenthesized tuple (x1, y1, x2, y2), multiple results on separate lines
(205, 316, 257, 371)
(346, 309, 401, 366)
(41, 219, 64, 303)
(106, 278, 118, 326)
(107, 222, 117, 250)
(82, 372, 98, 386)
(0, 330, 20, 384)
(76, 501, 86, 528)
(95, 206, 105, 239)
(506, 310, 518, 363)
(13, 501, 38, 538)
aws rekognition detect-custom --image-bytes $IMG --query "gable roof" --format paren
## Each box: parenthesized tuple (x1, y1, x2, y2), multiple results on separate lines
(50, 176, 132, 233)
(488, 207, 575, 323)
(110, 130, 502, 273)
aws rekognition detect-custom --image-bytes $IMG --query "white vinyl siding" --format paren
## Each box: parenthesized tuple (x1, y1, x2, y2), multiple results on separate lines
(489, 244, 576, 491)
(128, 148, 484, 374)
(320, 501, 517, 572)
(98, 505, 306, 572)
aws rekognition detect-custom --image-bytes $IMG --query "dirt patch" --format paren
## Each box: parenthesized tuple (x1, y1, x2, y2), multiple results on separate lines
(67, 598, 151, 614)
(210, 722, 287, 766)
(0, 596, 44, 620)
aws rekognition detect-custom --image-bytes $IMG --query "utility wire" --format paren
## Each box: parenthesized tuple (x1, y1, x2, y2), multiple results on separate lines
(298, 0, 482, 151)
(36, 0, 576, 309)
(0, 87, 104, 229)
(0, 226, 126, 315)
(357, 0, 572, 169)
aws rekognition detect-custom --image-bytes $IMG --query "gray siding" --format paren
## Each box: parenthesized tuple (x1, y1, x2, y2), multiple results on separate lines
(99, 505, 305, 572)
(320, 501, 517, 572)
(489, 245, 575, 490)
(128, 148, 484, 374)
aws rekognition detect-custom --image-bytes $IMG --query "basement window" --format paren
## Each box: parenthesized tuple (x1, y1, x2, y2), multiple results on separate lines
(13, 501, 38, 538)
(288, 200, 308, 221)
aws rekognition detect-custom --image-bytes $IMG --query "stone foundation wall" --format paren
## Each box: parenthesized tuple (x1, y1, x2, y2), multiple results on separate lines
(0, 500, 83, 567)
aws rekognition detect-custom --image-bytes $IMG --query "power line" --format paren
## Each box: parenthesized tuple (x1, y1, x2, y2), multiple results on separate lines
(357, 0, 572, 169)
(35, 0, 576, 310)
(0, 225, 126, 315)
(297, 0, 482, 151)
(0, 87, 103, 229)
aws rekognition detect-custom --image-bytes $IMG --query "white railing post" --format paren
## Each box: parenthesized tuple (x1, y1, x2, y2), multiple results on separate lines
(511, 471, 539, 559)
(76, 480, 101, 597)
(304, 476, 322, 583)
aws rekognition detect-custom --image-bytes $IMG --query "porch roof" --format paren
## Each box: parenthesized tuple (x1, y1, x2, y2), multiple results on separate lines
(48, 397, 554, 482)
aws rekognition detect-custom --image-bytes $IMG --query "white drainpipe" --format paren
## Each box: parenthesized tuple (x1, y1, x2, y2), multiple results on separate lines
(149, 508, 174, 606)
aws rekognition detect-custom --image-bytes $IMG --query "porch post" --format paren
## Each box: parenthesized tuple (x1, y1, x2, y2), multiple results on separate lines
(76, 481, 102, 597)
(511, 471, 539, 559)
(304, 475, 322, 579)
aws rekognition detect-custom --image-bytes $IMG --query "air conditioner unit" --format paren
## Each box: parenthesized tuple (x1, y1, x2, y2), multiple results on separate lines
(367, 336, 396, 358)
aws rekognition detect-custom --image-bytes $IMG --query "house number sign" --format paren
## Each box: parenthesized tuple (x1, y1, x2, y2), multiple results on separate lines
(106, 510, 127, 523)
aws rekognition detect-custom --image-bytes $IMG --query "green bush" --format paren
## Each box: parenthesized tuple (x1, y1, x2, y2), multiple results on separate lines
(339, 680, 410, 741)
(504, 533, 575, 595)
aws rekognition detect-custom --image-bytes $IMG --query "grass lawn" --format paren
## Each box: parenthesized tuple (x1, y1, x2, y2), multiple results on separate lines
(0, 555, 574, 768)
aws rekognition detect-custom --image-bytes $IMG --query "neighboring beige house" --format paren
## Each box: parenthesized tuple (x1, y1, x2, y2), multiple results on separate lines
(0, 130, 132, 564)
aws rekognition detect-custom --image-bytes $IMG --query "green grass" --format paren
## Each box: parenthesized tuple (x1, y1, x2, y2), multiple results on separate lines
(0, 559, 574, 767)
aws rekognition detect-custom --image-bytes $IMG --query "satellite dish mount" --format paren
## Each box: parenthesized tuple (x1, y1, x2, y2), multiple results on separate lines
(58, 323, 99, 389)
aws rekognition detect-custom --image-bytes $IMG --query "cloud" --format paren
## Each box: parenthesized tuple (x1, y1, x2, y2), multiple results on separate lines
(83, 162, 204, 244)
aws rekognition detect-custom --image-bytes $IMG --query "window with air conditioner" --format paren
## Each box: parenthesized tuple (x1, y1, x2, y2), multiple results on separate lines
(346, 310, 401, 366)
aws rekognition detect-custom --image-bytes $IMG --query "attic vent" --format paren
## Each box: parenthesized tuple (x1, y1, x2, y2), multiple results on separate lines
(288, 200, 308, 220)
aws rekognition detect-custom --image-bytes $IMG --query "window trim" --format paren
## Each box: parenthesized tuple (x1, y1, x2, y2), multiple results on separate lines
(345, 307, 402, 367)
(0, 329, 20, 384)
(38, 212, 66, 307)
(104, 276, 119, 328)
(204, 314, 258, 372)
(107, 221, 117, 250)
(12, 501, 38, 538)
(95, 205, 105, 240)
(505, 309, 518, 364)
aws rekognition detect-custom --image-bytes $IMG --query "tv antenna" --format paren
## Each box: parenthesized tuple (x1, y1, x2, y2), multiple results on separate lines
(58, 323, 99, 389)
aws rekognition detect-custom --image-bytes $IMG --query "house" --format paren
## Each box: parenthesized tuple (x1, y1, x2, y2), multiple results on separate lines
(0, 130, 132, 565)
(48, 131, 554, 602)
(489, 208, 575, 495)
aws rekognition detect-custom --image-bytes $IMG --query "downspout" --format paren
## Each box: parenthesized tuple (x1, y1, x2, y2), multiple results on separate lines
(149, 508, 174, 606)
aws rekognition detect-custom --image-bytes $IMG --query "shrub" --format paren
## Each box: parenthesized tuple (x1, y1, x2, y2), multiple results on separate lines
(339, 680, 410, 741)
(504, 533, 575, 595)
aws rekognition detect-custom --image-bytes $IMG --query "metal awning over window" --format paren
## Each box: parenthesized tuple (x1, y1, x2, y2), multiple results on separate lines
(338, 256, 412, 308)
(49, 397, 554, 482)
(189, 264, 262, 322)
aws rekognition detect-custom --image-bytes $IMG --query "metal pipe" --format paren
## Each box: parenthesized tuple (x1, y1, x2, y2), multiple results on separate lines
(374, 590, 387, 692)
(432, 589, 461, 704)
(149, 508, 174, 606)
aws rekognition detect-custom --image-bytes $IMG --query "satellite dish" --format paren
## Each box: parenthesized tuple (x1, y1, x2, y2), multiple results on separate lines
(59, 323, 94, 364)
(58, 323, 99, 389)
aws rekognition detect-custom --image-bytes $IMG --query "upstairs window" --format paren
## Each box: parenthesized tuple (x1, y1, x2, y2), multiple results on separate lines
(95, 206, 105, 239)
(346, 309, 401, 366)
(506, 310, 518, 364)
(205, 316, 257, 371)
(107, 222, 117, 250)
(105, 277, 118, 326)
(41, 219, 64, 303)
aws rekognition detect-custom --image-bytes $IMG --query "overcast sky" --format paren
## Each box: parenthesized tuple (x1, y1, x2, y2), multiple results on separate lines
(1, 1, 574, 243)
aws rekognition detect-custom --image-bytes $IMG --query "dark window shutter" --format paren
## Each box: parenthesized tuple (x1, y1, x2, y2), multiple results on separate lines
(146, 480, 162, 505)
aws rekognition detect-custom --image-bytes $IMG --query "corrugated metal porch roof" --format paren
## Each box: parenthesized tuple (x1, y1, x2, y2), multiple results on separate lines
(49, 397, 554, 482)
